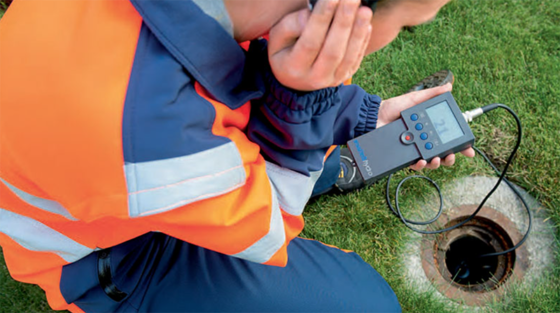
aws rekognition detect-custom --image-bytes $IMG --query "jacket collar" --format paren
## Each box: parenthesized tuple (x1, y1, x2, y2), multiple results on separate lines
(130, 0, 262, 108)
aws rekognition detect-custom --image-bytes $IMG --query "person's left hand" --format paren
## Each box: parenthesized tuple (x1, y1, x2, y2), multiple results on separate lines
(377, 83, 476, 171)
(267, 0, 373, 91)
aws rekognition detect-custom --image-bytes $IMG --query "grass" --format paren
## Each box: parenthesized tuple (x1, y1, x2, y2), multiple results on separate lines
(1, 0, 559, 312)
(0, 0, 9, 19)
(304, 0, 560, 312)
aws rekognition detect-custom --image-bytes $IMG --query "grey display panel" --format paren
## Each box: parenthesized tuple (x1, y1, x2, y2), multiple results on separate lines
(425, 101, 464, 144)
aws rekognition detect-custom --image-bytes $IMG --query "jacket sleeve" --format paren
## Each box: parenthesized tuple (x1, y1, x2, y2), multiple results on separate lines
(246, 40, 382, 176)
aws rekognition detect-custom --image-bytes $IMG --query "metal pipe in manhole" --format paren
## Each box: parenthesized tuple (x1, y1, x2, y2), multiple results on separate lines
(421, 205, 529, 306)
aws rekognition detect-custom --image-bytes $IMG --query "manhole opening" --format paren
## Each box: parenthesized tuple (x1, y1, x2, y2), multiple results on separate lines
(435, 216, 516, 293)
(421, 205, 530, 306)
(445, 235, 498, 285)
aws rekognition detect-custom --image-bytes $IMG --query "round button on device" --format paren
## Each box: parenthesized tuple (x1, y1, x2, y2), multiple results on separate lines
(420, 132, 428, 140)
(410, 114, 419, 121)
(425, 142, 433, 150)
(400, 132, 414, 145)
(415, 123, 423, 131)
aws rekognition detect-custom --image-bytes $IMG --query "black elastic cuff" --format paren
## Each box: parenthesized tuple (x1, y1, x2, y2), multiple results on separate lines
(354, 93, 381, 136)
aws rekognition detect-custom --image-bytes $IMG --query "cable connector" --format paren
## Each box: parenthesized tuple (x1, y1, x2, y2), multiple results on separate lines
(463, 108, 484, 123)
(463, 103, 504, 123)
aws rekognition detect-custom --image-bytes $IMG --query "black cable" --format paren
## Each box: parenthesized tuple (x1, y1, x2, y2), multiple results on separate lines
(386, 175, 444, 225)
(385, 104, 532, 259)
(472, 146, 532, 258)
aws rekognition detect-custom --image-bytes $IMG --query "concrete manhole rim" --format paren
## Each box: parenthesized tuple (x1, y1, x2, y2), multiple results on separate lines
(401, 176, 557, 310)
(420, 204, 529, 307)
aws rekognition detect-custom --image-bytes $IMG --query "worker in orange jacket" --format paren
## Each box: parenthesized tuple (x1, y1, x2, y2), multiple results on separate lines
(0, 0, 472, 311)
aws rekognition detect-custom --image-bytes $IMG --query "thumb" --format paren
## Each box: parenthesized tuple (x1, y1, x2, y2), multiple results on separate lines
(408, 83, 453, 106)
(268, 9, 310, 56)
(377, 83, 453, 128)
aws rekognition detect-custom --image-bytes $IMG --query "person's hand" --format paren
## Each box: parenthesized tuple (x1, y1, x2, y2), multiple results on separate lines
(267, 0, 373, 91)
(377, 83, 476, 171)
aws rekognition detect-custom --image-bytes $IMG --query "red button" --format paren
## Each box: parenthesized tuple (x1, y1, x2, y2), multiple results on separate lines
(405, 135, 411, 141)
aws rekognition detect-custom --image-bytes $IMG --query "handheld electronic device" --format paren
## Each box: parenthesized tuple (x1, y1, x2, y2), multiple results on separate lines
(347, 92, 475, 185)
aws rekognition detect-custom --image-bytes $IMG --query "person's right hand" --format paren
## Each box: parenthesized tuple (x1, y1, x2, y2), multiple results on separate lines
(377, 83, 476, 171)
(267, 0, 373, 91)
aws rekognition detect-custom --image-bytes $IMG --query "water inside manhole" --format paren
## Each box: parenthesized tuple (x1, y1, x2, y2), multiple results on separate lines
(435, 216, 515, 292)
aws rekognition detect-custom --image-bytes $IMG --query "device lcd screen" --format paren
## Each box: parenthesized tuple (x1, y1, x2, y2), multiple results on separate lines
(425, 101, 464, 144)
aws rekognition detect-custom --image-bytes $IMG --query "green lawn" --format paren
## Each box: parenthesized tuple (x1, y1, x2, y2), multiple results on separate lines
(1, 0, 559, 312)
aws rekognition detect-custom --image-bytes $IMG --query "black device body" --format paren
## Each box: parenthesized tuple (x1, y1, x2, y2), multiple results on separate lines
(347, 92, 475, 185)
(309, 0, 379, 11)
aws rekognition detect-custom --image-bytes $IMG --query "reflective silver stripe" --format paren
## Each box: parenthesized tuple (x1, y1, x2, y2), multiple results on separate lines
(265, 161, 321, 216)
(231, 181, 286, 263)
(0, 208, 93, 263)
(125, 142, 246, 217)
(192, 0, 233, 36)
(0, 178, 77, 221)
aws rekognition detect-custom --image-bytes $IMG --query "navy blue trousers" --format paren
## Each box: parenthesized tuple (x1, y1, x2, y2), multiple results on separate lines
(61, 233, 400, 312)
(311, 146, 341, 197)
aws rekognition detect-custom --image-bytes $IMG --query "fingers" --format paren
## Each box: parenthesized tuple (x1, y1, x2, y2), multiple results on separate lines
(314, 0, 372, 84)
(333, 7, 373, 82)
(268, 0, 374, 91)
(411, 148, 476, 171)
(293, 0, 372, 87)
(315, 0, 360, 70)
(268, 9, 311, 57)
(410, 157, 442, 171)
(410, 159, 427, 171)
(291, 0, 340, 70)
(441, 154, 455, 167)
(426, 157, 442, 170)
(377, 83, 454, 127)
(409, 83, 453, 105)
(461, 147, 476, 158)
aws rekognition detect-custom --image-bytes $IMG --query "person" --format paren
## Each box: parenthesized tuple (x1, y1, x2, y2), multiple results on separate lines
(245, 0, 469, 195)
(0, 0, 474, 312)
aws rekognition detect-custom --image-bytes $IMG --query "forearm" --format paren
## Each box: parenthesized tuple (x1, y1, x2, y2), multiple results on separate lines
(246, 40, 382, 175)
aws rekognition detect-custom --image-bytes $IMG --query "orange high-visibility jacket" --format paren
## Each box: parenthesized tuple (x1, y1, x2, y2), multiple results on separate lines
(0, 0, 380, 311)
